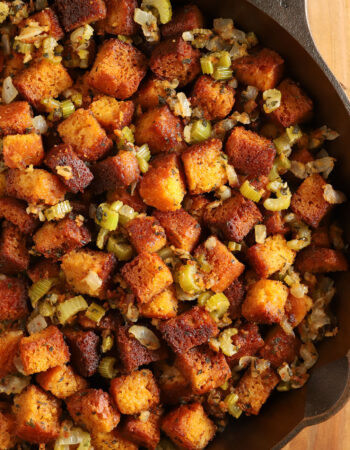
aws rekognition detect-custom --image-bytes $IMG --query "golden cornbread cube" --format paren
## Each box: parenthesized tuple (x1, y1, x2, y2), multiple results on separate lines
(139, 153, 186, 211)
(0, 330, 23, 378)
(110, 369, 160, 415)
(0, 196, 38, 234)
(61, 249, 116, 298)
(13, 385, 61, 443)
(236, 367, 279, 415)
(19, 325, 70, 375)
(122, 407, 162, 449)
(285, 293, 313, 327)
(247, 234, 296, 278)
(0, 276, 28, 321)
(97, 0, 138, 35)
(92, 430, 138, 450)
(134, 76, 178, 111)
(161, 402, 216, 450)
(122, 252, 173, 303)
(89, 96, 134, 131)
(0, 101, 33, 136)
(88, 39, 147, 99)
(194, 236, 245, 292)
(3, 133, 44, 169)
(126, 216, 167, 254)
(57, 109, 113, 162)
(20, 7, 64, 42)
(0, 222, 29, 275)
(13, 59, 72, 110)
(66, 388, 120, 433)
(0, 411, 17, 450)
(154, 361, 190, 404)
(139, 286, 178, 319)
(3, 52, 25, 79)
(295, 247, 348, 273)
(36, 364, 88, 399)
(135, 105, 185, 154)
(55, 0, 107, 31)
(242, 279, 289, 324)
(181, 138, 228, 194)
(161, 4, 204, 38)
(6, 168, 67, 206)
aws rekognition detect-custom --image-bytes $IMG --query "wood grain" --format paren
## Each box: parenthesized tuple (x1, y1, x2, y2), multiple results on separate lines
(284, 0, 350, 448)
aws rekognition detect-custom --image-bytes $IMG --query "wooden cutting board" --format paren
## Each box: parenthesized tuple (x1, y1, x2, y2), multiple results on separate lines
(284, 0, 350, 449)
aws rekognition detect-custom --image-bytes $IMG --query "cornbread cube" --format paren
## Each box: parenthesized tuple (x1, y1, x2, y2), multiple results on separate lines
(6, 168, 67, 205)
(88, 39, 147, 99)
(13, 385, 61, 443)
(291, 174, 332, 228)
(0, 196, 38, 234)
(181, 138, 228, 194)
(126, 216, 167, 254)
(203, 193, 262, 241)
(36, 364, 88, 399)
(183, 194, 211, 224)
(285, 293, 313, 327)
(176, 345, 231, 394)
(194, 236, 245, 292)
(153, 209, 201, 252)
(139, 153, 186, 211)
(161, 402, 216, 450)
(89, 96, 134, 131)
(3, 133, 44, 169)
(139, 286, 178, 319)
(161, 4, 204, 38)
(225, 127, 276, 176)
(232, 48, 284, 91)
(13, 59, 72, 110)
(19, 325, 70, 375)
(150, 37, 200, 87)
(61, 249, 116, 298)
(3, 52, 25, 79)
(92, 430, 138, 450)
(154, 361, 190, 404)
(242, 279, 289, 324)
(0, 276, 27, 321)
(0, 411, 17, 450)
(110, 369, 160, 415)
(97, 0, 137, 35)
(66, 388, 120, 433)
(295, 247, 348, 273)
(0, 330, 23, 378)
(21, 7, 64, 41)
(159, 306, 219, 354)
(259, 326, 301, 368)
(0, 222, 29, 275)
(226, 323, 264, 366)
(247, 234, 296, 278)
(134, 76, 179, 111)
(271, 78, 313, 127)
(264, 211, 289, 235)
(0, 101, 33, 136)
(55, 0, 107, 31)
(236, 367, 279, 415)
(107, 186, 147, 213)
(224, 278, 246, 319)
(44, 144, 94, 193)
(311, 226, 331, 247)
(28, 260, 60, 283)
(57, 109, 112, 162)
(122, 407, 162, 449)
(64, 329, 100, 377)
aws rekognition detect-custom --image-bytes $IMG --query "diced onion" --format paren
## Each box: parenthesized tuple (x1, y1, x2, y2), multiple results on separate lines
(300, 342, 318, 369)
(27, 314, 47, 335)
(290, 282, 308, 298)
(228, 241, 242, 252)
(0, 375, 30, 395)
(226, 164, 239, 187)
(129, 325, 160, 350)
(254, 224, 266, 244)
(0, 2, 9, 24)
(224, 393, 242, 419)
(32, 115, 48, 134)
(263, 89, 281, 113)
(2, 76, 18, 104)
(82, 270, 103, 291)
(118, 204, 137, 225)
(323, 184, 346, 204)
(280, 316, 295, 336)
(134, 8, 159, 42)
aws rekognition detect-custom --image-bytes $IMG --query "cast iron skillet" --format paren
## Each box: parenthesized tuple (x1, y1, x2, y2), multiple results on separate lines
(181, 0, 350, 448)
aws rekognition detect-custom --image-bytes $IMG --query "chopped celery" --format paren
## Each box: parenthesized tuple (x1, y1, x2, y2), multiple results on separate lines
(107, 237, 133, 261)
(263, 194, 291, 211)
(212, 67, 233, 80)
(200, 56, 214, 75)
(239, 180, 262, 202)
(137, 144, 151, 161)
(228, 242, 242, 252)
(136, 155, 149, 173)
(45, 200, 72, 221)
(262, 88, 281, 113)
(225, 393, 243, 418)
(95, 203, 119, 231)
(218, 51, 231, 68)
(60, 99, 75, 118)
(205, 293, 229, 320)
(118, 126, 134, 148)
(286, 125, 302, 144)
(85, 302, 106, 323)
(191, 120, 212, 143)
(177, 263, 201, 294)
(197, 291, 212, 307)
(96, 227, 109, 250)
(219, 328, 238, 356)
(101, 333, 114, 353)
(56, 295, 88, 324)
(98, 357, 118, 379)
(118, 204, 137, 225)
(28, 278, 55, 306)
(142, 0, 172, 24)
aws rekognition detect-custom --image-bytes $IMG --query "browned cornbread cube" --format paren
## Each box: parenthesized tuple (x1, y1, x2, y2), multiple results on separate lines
(225, 126, 276, 176)
(107, 186, 147, 213)
(0, 276, 27, 321)
(150, 37, 200, 87)
(88, 39, 147, 99)
(139, 153, 186, 211)
(291, 174, 332, 228)
(0, 330, 23, 377)
(161, 402, 216, 450)
(0, 101, 33, 136)
(159, 306, 219, 354)
(295, 247, 348, 273)
(126, 216, 167, 254)
(232, 48, 284, 91)
(236, 367, 279, 415)
(64, 329, 100, 377)
(270, 78, 313, 127)
(19, 325, 70, 375)
(259, 326, 301, 368)
(55, 0, 107, 31)
(110, 369, 160, 415)
(226, 323, 264, 366)
(311, 226, 331, 247)
(97, 0, 137, 35)
(13, 59, 72, 110)
(6, 168, 67, 205)
(203, 193, 262, 241)
(191, 75, 235, 120)
(247, 234, 296, 278)
(0, 411, 17, 450)
(36, 364, 88, 399)
(194, 236, 245, 292)
(224, 278, 246, 320)
(154, 361, 190, 404)
(89, 96, 134, 131)
(3, 133, 44, 169)
(139, 286, 178, 319)
(122, 252, 173, 303)
(242, 279, 289, 324)
(0, 197, 38, 234)
(285, 293, 313, 327)
(0, 222, 29, 275)
(161, 4, 204, 38)
(28, 260, 60, 283)
(20, 7, 64, 41)
(66, 388, 120, 433)
(176, 345, 231, 394)
(13, 385, 61, 443)
(92, 430, 138, 450)
(61, 249, 116, 298)
(92, 150, 140, 193)
(33, 217, 91, 260)
(263, 211, 289, 235)
(122, 407, 162, 449)
(135, 105, 185, 154)
(134, 76, 178, 111)
(153, 209, 201, 252)
(57, 109, 112, 162)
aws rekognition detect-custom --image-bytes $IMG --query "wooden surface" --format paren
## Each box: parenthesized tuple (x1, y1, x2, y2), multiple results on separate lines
(284, 0, 350, 449)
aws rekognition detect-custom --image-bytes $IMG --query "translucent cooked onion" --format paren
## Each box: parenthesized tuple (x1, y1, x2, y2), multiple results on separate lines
(129, 325, 160, 350)
(32, 115, 48, 134)
(290, 160, 307, 179)
(251, 358, 270, 378)
(2, 76, 18, 104)
(290, 282, 308, 298)
(0, 375, 30, 395)
(280, 316, 295, 336)
(277, 362, 292, 382)
(226, 164, 239, 187)
(323, 184, 346, 204)
(242, 85, 259, 101)
(300, 342, 318, 369)
(27, 314, 47, 335)
(254, 224, 266, 244)
(82, 270, 103, 291)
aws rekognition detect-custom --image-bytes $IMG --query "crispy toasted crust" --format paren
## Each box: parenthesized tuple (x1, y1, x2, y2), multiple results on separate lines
(285, 293, 313, 327)
(64, 329, 100, 377)
(259, 325, 301, 368)
(154, 361, 190, 404)
(263, 211, 289, 235)
(226, 323, 264, 366)
(55, 0, 107, 31)
(0, 411, 17, 449)
(28, 260, 60, 283)
(0, 196, 38, 234)
(20, 7, 64, 41)
(121, 407, 162, 449)
(36, 364, 88, 399)
(161, 4, 204, 38)
(3, 133, 44, 169)
(295, 247, 348, 273)
(139, 286, 178, 319)
(134, 76, 177, 111)
(91, 430, 138, 450)
(224, 278, 246, 320)
(97, 0, 138, 35)
(107, 187, 147, 213)
(0, 102, 33, 136)
(0, 330, 24, 378)
(126, 216, 167, 254)
(89, 96, 134, 131)
(0, 276, 28, 321)
(0, 222, 29, 275)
